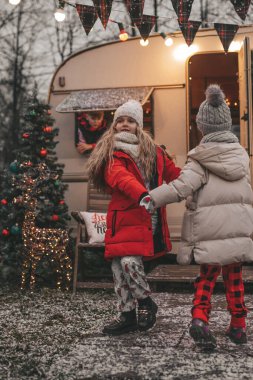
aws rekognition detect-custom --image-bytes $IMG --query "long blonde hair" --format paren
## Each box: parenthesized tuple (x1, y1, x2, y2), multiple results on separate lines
(87, 125, 157, 191)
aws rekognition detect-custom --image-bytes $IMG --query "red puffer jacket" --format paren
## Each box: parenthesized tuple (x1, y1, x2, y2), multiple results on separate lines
(104, 147, 181, 260)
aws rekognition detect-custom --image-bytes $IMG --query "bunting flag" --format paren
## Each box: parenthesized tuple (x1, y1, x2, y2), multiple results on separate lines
(93, 0, 113, 29)
(229, 0, 251, 21)
(214, 23, 239, 52)
(178, 20, 201, 46)
(137, 15, 156, 40)
(76, 4, 98, 35)
(125, 0, 145, 25)
(171, 0, 195, 24)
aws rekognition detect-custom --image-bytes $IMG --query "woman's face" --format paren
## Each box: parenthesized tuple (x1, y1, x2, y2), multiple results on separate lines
(114, 116, 138, 134)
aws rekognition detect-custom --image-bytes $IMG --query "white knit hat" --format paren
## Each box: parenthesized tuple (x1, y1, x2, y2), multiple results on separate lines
(196, 84, 232, 136)
(113, 100, 143, 128)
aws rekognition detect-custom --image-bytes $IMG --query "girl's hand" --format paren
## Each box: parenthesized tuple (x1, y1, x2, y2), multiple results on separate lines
(139, 195, 155, 214)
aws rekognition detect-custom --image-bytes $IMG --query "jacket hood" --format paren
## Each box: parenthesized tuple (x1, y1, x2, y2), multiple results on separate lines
(188, 142, 249, 181)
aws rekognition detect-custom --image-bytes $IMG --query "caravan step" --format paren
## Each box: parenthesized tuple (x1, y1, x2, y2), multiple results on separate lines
(147, 265, 253, 283)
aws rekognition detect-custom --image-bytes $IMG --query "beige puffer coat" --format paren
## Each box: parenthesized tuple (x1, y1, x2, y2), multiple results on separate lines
(150, 142, 253, 265)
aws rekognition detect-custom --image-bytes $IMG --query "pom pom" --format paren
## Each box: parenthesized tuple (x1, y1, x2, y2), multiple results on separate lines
(205, 84, 225, 107)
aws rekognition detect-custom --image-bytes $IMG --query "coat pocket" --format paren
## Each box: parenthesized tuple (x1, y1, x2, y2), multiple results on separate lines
(111, 210, 117, 237)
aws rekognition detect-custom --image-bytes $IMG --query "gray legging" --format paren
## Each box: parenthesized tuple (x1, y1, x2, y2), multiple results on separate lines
(111, 256, 151, 312)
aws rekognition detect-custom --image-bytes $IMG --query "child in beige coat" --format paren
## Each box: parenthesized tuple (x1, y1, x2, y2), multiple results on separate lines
(146, 84, 253, 350)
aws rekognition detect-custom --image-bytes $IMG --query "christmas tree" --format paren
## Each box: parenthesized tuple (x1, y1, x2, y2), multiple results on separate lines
(0, 89, 71, 284)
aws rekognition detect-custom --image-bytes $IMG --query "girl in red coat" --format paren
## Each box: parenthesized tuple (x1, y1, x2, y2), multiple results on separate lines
(88, 100, 180, 335)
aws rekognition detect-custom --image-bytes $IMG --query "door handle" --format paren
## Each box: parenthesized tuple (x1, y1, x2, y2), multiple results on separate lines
(241, 112, 248, 121)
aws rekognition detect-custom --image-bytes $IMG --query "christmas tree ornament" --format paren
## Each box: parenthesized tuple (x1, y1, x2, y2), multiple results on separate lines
(43, 126, 53, 133)
(0, 91, 71, 291)
(59, 200, 65, 205)
(11, 224, 21, 235)
(9, 161, 19, 173)
(40, 148, 48, 157)
(1, 199, 8, 205)
(2, 229, 10, 236)
(51, 214, 59, 221)
(54, 180, 60, 187)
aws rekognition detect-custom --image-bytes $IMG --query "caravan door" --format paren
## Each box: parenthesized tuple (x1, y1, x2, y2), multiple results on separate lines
(238, 37, 253, 179)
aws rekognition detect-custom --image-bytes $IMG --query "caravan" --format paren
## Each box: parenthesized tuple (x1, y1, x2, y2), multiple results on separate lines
(48, 25, 253, 253)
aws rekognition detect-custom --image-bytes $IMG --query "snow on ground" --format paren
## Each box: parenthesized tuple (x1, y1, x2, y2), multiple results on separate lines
(0, 287, 253, 379)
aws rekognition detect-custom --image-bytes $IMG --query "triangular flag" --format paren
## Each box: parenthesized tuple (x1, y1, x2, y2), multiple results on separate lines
(137, 15, 156, 40)
(214, 23, 239, 53)
(171, 0, 195, 24)
(229, 0, 251, 21)
(76, 4, 98, 35)
(93, 0, 113, 29)
(179, 20, 201, 46)
(125, 0, 145, 25)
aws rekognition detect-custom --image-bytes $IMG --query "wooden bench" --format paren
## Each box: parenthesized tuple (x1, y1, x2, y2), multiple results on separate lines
(71, 182, 111, 294)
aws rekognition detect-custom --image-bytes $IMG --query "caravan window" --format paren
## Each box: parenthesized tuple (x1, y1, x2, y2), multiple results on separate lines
(75, 98, 154, 154)
(188, 52, 239, 150)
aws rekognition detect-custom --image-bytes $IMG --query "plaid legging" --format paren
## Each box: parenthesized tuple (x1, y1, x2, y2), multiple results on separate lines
(192, 263, 247, 328)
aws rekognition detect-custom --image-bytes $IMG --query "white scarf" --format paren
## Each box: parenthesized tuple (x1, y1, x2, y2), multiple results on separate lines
(114, 132, 140, 159)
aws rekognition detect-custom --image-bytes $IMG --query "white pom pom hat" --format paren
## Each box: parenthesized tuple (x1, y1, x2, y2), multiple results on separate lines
(112, 99, 143, 128)
(196, 84, 232, 136)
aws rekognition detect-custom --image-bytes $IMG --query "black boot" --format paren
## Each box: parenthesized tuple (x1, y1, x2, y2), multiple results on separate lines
(138, 297, 158, 332)
(189, 318, 217, 351)
(102, 309, 138, 336)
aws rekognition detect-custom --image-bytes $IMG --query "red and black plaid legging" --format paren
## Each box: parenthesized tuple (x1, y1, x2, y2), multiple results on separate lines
(192, 263, 247, 328)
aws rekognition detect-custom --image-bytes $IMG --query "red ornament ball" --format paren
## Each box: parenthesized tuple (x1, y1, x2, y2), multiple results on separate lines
(22, 133, 30, 139)
(40, 148, 48, 157)
(51, 214, 59, 221)
(1, 199, 8, 205)
(43, 126, 53, 133)
(2, 229, 10, 236)
(59, 200, 65, 205)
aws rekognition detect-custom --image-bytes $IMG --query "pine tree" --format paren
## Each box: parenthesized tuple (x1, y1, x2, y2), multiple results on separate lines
(0, 90, 70, 283)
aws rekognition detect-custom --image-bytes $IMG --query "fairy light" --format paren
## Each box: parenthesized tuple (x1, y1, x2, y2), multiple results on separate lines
(118, 22, 128, 42)
(173, 44, 199, 61)
(20, 164, 72, 290)
(160, 32, 173, 47)
(140, 38, 149, 47)
(228, 41, 242, 52)
(54, 0, 66, 22)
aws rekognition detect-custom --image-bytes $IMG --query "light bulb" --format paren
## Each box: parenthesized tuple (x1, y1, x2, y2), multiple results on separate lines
(9, 0, 21, 4)
(164, 37, 173, 47)
(54, 8, 66, 22)
(140, 39, 149, 47)
(119, 30, 128, 42)
(173, 44, 198, 61)
(228, 41, 242, 52)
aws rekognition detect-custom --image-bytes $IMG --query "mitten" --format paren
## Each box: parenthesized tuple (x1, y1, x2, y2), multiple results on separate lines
(139, 195, 155, 214)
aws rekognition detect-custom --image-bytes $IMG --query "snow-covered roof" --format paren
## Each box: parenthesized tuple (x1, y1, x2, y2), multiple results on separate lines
(55, 86, 154, 112)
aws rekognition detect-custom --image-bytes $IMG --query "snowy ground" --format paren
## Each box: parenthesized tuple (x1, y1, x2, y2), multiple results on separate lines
(1, 287, 253, 380)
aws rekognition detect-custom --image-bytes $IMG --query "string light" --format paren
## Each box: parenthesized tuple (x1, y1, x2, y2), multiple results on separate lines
(118, 22, 128, 42)
(173, 44, 198, 61)
(20, 164, 72, 290)
(140, 39, 149, 47)
(9, 0, 21, 4)
(54, 0, 66, 22)
(160, 32, 173, 47)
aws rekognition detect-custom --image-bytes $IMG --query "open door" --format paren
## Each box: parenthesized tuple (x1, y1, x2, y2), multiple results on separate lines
(238, 37, 253, 179)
